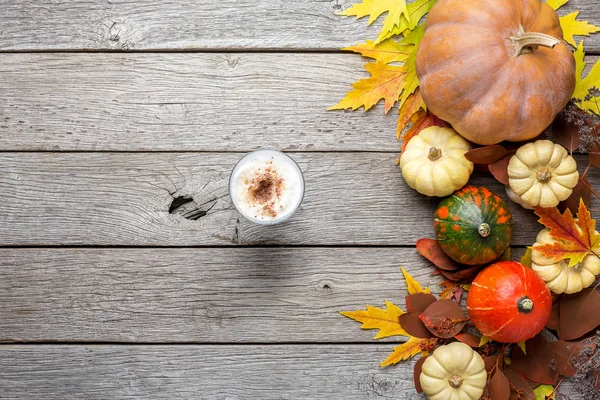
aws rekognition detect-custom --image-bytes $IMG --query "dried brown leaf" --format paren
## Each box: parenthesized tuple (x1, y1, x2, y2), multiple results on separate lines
(454, 332, 481, 348)
(414, 356, 428, 393)
(399, 311, 433, 339)
(511, 335, 559, 384)
(504, 368, 535, 400)
(465, 145, 508, 165)
(489, 369, 511, 400)
(489, 155, 512, 185)
(558, 287, 600, 341)
(420, 299, 467, 338)
(405, 292, 437, 313)
(416, 238, 461, 271)
(552, 340, 584, 377)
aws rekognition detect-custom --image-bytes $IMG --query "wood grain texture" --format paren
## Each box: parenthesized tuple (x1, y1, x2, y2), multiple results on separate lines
(0, 345, 582, 400)
(1, 53, 598, 152)
(0, 53, 397, 152)
(0, 0, 598, 52)
(3, 152, 589, 246)
(0, 345, 420, 400)
(0, 247, 457, 343)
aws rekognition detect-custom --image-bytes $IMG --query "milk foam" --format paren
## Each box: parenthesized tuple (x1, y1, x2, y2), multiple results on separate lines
(230, 150, 304, 224)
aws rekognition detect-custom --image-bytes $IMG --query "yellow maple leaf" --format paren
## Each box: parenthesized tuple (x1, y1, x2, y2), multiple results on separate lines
(559, 12, 600, 47)
(340, 0, 410, 44)
(340, 300, 409, 339)
(479, 335, 493, 347)
(377, 0, 438, 43)
(521, 248, 533, 268)
(380, 337, 425, 367)
(343, 39, 413, 65)
(572, 41, 600, 115)
(400, 267, 431, 294)
(546, 0, 569, 11)
(329, 62, 407, 113)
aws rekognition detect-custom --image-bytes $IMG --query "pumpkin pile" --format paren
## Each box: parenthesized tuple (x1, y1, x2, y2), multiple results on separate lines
(334, 0, 600, 398)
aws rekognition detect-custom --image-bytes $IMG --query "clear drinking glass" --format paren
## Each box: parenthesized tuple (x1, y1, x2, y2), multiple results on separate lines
(229, 149, 305, 225)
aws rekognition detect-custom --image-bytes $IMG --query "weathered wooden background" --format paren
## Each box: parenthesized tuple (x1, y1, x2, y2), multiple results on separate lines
(0, 1, 598, 398)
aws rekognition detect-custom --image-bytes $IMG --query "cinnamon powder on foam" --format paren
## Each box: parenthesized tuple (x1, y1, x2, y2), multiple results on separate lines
(245, 161, 284, 218)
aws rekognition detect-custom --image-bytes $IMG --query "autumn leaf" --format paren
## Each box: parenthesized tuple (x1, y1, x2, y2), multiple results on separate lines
(546, 0, 569, 11)
(397, 88, 426, 134)
(380, 337, 426, 367)
(572, 41, 600, 115)
(533, 199, 600, 266)
(343, 39, 413, 64)
(559, 12, 600, 47)
(517, 340, 527, 355)
(340, 0, 410, 44)
(377, 0, 438, 43)
(340, 300, 409, 339)
(479, 335, 493, 347)
(399, 110, 447, 150)
(521, 248, 533, 268)
(533, 384, 555, 400)
(401, 267, 431, 294)
(330, 62, 408, 113)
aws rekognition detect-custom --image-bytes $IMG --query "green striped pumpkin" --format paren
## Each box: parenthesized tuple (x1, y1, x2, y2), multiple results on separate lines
(434, 186, 513, 265)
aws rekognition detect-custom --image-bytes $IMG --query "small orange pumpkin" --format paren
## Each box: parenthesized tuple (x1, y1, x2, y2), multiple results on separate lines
(466, 261, 551, 343)
(416, 0, 576, 145)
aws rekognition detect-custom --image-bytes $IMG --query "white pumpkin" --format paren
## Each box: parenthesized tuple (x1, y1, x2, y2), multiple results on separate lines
(508, 140, 579, 208)
(531, 228, 600, 294)
(400, 126, 474, 197)
(505, 185, 533, 210)
(419, 342, 486, 400)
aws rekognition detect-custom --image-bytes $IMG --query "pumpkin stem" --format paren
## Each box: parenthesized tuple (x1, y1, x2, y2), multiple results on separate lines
(478, 223, 491, 238)
(428, 147, 442, 161)
(537, 170, 552, 183)
(448, 375, 463, 389)
(518, 296, 534, 314)
(511, 31, 560, 55)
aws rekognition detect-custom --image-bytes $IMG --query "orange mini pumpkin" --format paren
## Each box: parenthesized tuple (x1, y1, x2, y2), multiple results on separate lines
(416, 0, 576, 145)
(466, 261, 551, 343)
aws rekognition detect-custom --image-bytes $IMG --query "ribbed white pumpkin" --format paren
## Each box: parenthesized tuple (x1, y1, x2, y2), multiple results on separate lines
(400, 126, 474, 197)
(419, 342, 486, 400)
(508, 140, 579, 208)
(532, 228, 600, 294)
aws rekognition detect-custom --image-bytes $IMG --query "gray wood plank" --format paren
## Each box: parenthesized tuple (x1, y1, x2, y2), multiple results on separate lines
(0, 345, 581, 400)
(0, 0, 598, 52)
(0, 345, 421, 400)
(0, 53, 397, 152)
(2, 153, 588, 246)
(0, 247, 453, 343)
(1, 53, 598, 152)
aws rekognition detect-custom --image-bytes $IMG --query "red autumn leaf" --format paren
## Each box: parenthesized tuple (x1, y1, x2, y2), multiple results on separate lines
(552, 340, 584, 377)
(464, 145, 508, 165)
(511, 335, 559, 384)
(414, 356, 428, 393)
(558, 287, 600, 340)
(545, 302, 560, 331)
(438, 265, 483, 282)
(588, 132, 600, 168)
(489, 155, 512, 185)
(551, 111, 583, 153)
(439, 280, 464, 302)
(504, 368, 535, 400)
(559, 177, 591, 215)
(416, 238, 460, 271)
(488, 369, 511, 400)
(399, 312, 433, 339)
(533, 200, 600, 267)
(400, 110, 448, 152)
(420, 299, 468, 338)
(454, 332, 481, 348)
(405, 292, 437, 313)
(485, 354, 501, 373)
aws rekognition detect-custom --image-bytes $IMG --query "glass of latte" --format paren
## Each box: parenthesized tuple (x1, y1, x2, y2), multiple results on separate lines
(229, 150, 305, 225)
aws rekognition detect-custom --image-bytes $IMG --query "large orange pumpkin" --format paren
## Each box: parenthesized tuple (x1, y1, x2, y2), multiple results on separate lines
(466, 261, 551, 343)
(416, 0, 576, 145)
